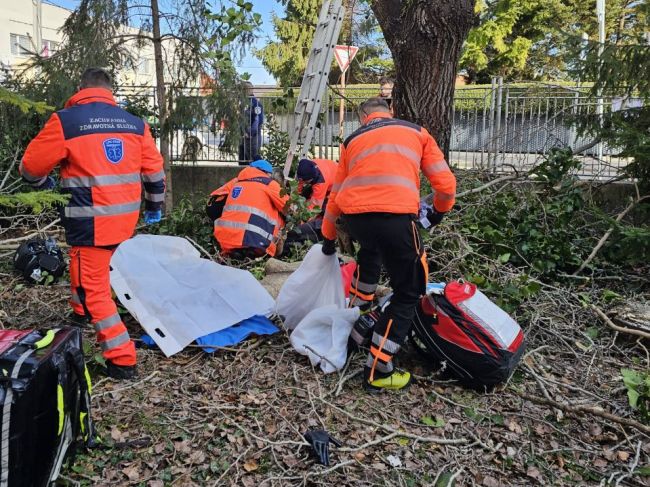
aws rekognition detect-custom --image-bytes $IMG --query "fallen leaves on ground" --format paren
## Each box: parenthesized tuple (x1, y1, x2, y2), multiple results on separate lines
(1, 234, 649, 486)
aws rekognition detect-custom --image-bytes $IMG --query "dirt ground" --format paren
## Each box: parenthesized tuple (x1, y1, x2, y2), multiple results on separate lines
(1, 246, 649, 487)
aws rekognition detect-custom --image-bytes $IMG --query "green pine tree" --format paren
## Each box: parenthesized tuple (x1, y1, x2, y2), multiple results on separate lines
(255, 0, 321, 87)
(572, 39, 650, 190)
(461, 0, 649, 83)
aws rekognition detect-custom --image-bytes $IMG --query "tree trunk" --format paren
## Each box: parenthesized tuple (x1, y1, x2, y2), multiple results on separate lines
(371, 0, 476, 158)
(150, 0, 172, 210)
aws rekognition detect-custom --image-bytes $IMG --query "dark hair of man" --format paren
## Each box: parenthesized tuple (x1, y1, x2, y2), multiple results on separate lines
(358, 97, 391, 118)
(379, 76, 394, 86)
(79, 68, 113, 89)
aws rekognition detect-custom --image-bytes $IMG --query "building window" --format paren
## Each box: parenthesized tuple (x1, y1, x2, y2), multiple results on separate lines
(10, 34, 31, 56)
(138, 59, 152, 75)
(41, 40, 59, 57)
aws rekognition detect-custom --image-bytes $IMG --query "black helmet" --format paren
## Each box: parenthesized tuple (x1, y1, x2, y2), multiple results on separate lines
(13, 238, 66, 284)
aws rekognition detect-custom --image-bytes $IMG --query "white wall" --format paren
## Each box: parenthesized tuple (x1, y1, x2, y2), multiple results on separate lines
(0, 1, 69, 68)
(0, 1, 167, 87)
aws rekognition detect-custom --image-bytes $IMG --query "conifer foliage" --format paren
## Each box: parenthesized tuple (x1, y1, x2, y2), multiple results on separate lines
(255, 0, 321, 88)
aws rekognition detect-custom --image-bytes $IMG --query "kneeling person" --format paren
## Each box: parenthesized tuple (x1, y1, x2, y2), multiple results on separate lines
(210, 160, 288, 258)
(297, 158, 338, 211)
(285, 158, 338, 248)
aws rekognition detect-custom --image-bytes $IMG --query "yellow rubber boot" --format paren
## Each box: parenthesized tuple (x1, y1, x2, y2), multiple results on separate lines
(365, 370, 412, 392)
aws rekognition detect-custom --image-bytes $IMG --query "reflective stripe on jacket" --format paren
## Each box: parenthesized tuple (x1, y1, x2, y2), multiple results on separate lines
(322, 112, 456, 240)
(20, 88, 165, 246)
(213, 166, 288, 256)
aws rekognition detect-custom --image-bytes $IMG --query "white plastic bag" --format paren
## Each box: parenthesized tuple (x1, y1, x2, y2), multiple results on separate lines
(290, 305, 360, 373)
(276, 244, 345, 329)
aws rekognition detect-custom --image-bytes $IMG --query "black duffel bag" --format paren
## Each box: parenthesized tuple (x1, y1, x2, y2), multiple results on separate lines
(13, 238, 66, 284)
(0, 327, 97, 486)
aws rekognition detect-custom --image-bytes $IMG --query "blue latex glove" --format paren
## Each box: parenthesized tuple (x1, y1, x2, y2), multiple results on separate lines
(36, 176, 56, 190)
(143, 209, 162, 225)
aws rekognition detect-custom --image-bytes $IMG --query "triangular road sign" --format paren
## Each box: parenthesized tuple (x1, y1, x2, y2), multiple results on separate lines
(334, 45, 359, 73)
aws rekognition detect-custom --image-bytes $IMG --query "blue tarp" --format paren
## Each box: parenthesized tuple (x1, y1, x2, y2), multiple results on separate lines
(140, 315, 278, 353)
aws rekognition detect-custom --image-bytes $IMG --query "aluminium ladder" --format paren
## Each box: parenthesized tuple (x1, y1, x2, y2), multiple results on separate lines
(283, 0, 345, 177)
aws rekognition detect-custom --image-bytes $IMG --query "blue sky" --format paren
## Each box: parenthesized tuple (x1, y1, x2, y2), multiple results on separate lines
(46, 0, 281, 84)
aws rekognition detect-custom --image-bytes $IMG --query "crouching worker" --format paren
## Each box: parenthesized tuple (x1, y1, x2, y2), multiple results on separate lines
(285, 157, 338, 247)
(208, 160, 288, 258)
(321, 97, 457, 392)
(20, 67, 165, 380)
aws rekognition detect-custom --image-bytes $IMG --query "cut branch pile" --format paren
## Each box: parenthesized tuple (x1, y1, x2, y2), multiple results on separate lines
(0, 168, 648, 486)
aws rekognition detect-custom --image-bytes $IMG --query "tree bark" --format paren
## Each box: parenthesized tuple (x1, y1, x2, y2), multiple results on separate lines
(150, 0, 172, 211)
(371, 0, 476, 158)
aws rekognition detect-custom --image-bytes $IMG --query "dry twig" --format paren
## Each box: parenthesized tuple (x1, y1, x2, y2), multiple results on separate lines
(520, 392, 650, 435)
(574, 195, 650, 275)
(319, 398, 469, 446)
(592, 305, 650, 340)
(0, 218, 61, 245)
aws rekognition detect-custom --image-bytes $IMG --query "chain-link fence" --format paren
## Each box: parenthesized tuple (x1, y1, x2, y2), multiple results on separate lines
(115, 81, 627, 179)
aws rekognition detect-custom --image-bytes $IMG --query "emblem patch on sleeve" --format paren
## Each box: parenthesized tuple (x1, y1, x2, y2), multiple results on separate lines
(231, 186, 243, 199)
(103, 138, 124, 164)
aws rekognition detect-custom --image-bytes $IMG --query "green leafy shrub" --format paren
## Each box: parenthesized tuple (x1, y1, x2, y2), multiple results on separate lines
(280, 179, 319, 233)
(604, 224, 650, 266)
(422, 147, 647, 311)
(621, 368, 650, 423)
(260, 115, 290, 167)
(147, 197, 214, 252)
(455, 148, 598, 277)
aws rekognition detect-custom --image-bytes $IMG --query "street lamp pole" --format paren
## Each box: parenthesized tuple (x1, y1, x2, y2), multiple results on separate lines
(596, 0, 605, 161)
(33, 0, 43, 52)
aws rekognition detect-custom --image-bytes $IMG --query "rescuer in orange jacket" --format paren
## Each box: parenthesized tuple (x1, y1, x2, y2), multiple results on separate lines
(321, 97, 457, 392)
(296, 158, 338, 211)
(20, 68, 165, 380)
(209, 160, 288, 258)
(281, 157, 339, 250)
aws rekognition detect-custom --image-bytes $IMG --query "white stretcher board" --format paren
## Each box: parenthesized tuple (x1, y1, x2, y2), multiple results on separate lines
(110, 235, 275, 357)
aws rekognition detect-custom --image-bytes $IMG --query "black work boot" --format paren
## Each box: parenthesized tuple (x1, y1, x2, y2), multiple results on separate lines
(106, 361, 138, 380)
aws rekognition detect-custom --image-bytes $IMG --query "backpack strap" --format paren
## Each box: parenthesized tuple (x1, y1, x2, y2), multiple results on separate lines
(65, 346, 98, 448)
(0, 348, 34, 487)
(48, 336, 99, 483)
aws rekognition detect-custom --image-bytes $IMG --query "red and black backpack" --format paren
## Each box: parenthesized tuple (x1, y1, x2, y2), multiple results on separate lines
(411, 281, 525, 388)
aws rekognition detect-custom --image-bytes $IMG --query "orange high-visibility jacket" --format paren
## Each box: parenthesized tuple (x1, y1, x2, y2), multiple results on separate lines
(20, 88, 165, 247)
(212, 166, 288, 256)
(322, 112, 456, 240)
(297, 158, 338, 210)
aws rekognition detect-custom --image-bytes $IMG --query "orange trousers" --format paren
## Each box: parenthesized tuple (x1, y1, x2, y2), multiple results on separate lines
(69, 246, 136, 366)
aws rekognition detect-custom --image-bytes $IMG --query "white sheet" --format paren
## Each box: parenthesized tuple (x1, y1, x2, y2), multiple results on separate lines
(110, 235, 275, 357)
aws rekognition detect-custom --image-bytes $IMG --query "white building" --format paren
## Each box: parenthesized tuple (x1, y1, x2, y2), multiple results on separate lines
(0, 0, 158, 86)
(0, 1, 67, 68)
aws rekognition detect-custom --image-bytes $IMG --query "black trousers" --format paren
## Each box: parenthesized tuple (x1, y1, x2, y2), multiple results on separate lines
(343, 213, 428, 381)
(285, 219, 323, 246)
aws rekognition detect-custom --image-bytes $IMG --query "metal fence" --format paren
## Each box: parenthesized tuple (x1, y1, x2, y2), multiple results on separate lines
(114, 81, 627, 179)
